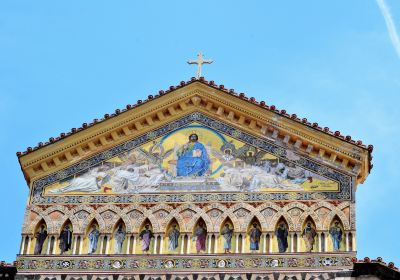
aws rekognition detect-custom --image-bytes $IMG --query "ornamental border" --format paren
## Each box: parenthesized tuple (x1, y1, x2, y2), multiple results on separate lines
(31, 113, 352, 205)
(16, 253, 354, 272)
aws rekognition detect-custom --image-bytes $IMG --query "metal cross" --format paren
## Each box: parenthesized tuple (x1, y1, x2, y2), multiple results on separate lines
(187, 52, 213, 79)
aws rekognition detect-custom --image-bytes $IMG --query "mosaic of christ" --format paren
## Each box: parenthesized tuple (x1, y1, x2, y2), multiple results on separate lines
(45, 124, 339, 195)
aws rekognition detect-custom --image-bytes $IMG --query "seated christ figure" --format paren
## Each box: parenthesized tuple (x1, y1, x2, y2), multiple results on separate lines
(176, 133, 210, 177)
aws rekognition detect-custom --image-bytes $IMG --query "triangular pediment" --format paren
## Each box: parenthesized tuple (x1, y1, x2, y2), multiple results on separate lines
(18, 80, 371, 189)
(30, 112, 353, 204)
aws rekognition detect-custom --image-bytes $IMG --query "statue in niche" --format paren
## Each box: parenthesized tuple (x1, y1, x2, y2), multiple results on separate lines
(139, 224, 154, 253)
(88, 225, 100, 254)
(329, 221, 343, 251)
(302, 222, 317, 252)
(193, 222, 207, 253)
(34, 225, 47, 255)
(59, 225, 72, 254)
(168, 224, 180, 251)
(276, 223, 288, 253)
(114, 224, 126, 254)
(176, 133, 210, 177)
(221, 224, 233, 253)
(249, 223, 262, 252)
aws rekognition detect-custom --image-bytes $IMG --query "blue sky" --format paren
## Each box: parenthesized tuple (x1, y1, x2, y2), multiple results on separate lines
(1, 0, 400, 264)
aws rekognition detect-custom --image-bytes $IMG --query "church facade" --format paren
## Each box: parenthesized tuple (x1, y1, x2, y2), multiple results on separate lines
(15, 78, 385, 280)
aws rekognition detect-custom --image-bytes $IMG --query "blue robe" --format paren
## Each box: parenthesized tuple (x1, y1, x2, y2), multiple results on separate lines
(176, 142, 210, 177)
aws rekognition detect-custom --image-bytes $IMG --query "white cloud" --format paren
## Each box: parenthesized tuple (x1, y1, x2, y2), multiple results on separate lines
(376, 0, 400, 59)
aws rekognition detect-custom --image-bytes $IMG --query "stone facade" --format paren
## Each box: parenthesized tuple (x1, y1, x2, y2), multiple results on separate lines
(15, 79, 374, 278)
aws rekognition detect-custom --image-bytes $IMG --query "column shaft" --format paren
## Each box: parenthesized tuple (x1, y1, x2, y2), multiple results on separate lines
(160, 235, 164, 254)
(180, 234, 185, 254)
(79, 236, 83, 254)
(290, 233, 294, 253)
(133, 236, 137, 254)
(153, 234, 158, 254)
(186, 235, 191, 254)
(207, 234, 212, 253)
(26, 237, 32, 255)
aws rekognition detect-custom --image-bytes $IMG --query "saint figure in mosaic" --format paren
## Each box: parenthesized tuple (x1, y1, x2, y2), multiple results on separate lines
(249, 223, 262, 252)
(114, 225, 126, 254)
(194, 222, 207, 253)
(176, 133, 210, 177)
(302, 222, 317, 252)
(59, 225, 72, 254)
(221, 224, 233, 253)
(88, 225, 100, 254)
(34, 225, 47, 255)
(276, 223, 288, 253)
(168, 224, 180, 251)
(329, 221, 343, 251)
(139, 224, 154, 253)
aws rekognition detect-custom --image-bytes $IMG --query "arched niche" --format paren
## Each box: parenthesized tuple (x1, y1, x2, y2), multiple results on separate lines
(300, 216, 318, 253)
(191, 217, 208, 254)
(273, 217, 290, 253)
(218, 217, 235, 254)
(58, 219, 74, 255)
(246, 217, 263, 253)
(328, 216, 346, 252)
(111, 219, 127, 254)
(84, 219, 101, 255)
(32, 219, 49, 255)
(164, 218, 181, 254)
(136, 218, 155, 254)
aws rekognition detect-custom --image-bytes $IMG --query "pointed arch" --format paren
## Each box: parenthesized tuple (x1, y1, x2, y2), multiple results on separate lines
(213, 211, 239, 233)
(268, 212, 295, 232)
(26, 210, 53, 235)
(298, 211, 322, 231)
(80, 213, 106, 234)
(164, 217, 182, 235)
(185, 212, 213, 233)
(220, 216, 234, 233)
(59, 218, 74, 234)
(247, 216, 262, 233)
(323, 210, 350, 231)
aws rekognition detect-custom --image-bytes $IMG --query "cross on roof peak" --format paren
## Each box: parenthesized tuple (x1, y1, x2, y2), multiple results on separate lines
(187, 52, 213, 79)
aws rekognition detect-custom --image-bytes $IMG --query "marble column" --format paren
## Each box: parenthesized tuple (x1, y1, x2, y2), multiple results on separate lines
(214, 234, 218, 253)
(153, 234, 158, 254)
(345, 232, 350, 252)
(20, 236, 26, 255)
(235, 234, 239, 253)
(52, 238, 58, 254)
(105, 235, 111, 254)
(126, 235, 131, 254)
(180, 234, 185, 254)
(160, 234, 164, 254)
(72, 235, 78, 254)
(99, 235, 104, 254)
(186, 235, 191, 254)
(352, 231, 357, 251)
(207, 234, 212, 253)
(296, 232, 300, 253)
(269, 234, 273, 253)
(290, 233, 294, 253)
(262, 234, 267, 253)
(26, 236, 32, 255)
(79, 235, 83, 254)
(133, 235, 137, 254)
(318, 232, 322, 252)
(46, 235, 52, 255)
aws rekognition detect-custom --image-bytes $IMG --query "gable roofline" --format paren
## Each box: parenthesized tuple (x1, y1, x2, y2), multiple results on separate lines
(16, 77, 373, 172)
